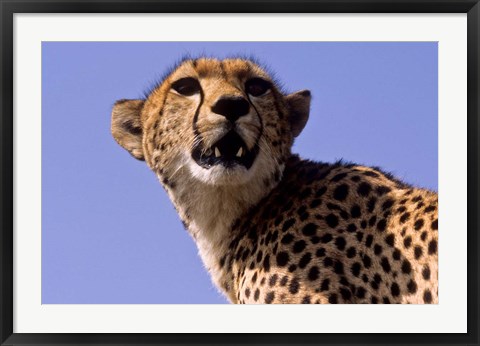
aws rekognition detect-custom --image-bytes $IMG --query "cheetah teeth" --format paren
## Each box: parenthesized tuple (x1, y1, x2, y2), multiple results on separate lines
(236, 147, 243, 157)
(215, 147, 221, 158)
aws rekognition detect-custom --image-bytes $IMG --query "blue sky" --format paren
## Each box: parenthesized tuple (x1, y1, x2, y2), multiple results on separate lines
(42, 42, 437, 304)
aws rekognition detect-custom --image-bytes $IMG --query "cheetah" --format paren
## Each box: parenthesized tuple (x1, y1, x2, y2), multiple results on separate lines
(111, 57, 438, 304)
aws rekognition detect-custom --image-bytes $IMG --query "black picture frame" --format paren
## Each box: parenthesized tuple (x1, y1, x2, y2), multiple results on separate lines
(1, 0, 479, 345)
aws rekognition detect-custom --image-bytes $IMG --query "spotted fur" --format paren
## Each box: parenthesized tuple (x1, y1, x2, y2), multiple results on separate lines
(111, 57, 438, 304)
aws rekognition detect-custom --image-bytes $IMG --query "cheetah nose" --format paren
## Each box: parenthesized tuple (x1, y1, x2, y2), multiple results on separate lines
(211, 96, 250, 123)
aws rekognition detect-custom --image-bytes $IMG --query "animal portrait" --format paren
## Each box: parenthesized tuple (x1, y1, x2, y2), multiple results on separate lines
(110, 56, 438, 304)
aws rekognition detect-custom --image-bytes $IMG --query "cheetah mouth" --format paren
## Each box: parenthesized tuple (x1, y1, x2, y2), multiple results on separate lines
(191, 131, 258, 169)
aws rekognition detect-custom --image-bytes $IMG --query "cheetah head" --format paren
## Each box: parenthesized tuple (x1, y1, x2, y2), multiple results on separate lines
(111, 58, 310, 187)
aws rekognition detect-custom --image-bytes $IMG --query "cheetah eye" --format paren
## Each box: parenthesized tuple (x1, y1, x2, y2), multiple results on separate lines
(171, 77, 201, 96)
(245, 78, 272, 97)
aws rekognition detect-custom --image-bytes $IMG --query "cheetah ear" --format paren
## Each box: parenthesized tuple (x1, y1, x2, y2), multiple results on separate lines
(286, 90, 311, 137)
(111, 99, 145, 161)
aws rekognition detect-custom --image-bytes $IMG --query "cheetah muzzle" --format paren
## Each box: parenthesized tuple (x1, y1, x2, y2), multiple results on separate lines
(192, 130, 259, 169)
(111, 57, 438, 304)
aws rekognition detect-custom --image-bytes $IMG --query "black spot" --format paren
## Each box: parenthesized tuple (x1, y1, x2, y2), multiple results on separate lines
(422, 265, 431, 280)
(407, 279, 417, 293)
(300, 188, 312, 199)
(412, 196, 422, 202)
(421, 231, 428, 241)
(350, 205, 361, 218)
(362, 255, 372, 268)
(425, 205, 436, 213)
(363, 171, 380, 178)
(397, 206, 407, 213)
(310, 199, 322, 208)
(428, 239, 437, 255)
(347, 224, 357, 233)
(373, 273, 382, 284)
(302, 223, 317, 236)
(245, 288, 250, 298)
(310, 236, 321, 244)
(365, 235, 374, 248)
(325, 214, 339, 228)
(316, 186, 327, 197)
(340, 288, 352, 301)
(381, 257, 391, 273)
(289, 277, 300, 294)
(288, 264, 297, 272)
(316, 248, 326, 257)
(362, 274, 369, 283)
(360, 220, 367, 229)
(431, 219, 438, 230)
(321, 233, 333, 243)
(335, 237, 347, 250)
(308, 266, 320, 281)
(374, 244, 383, 255)
(414, 246, 423, 259)
(269, 274, 278, 287)
(370, 281, 379, 290)
(383, 297, 391, 304)
(391, 282, 400, 297)
(297, 206, 307, 216)
(281, 233, 294, 244)
(368, 215, 377, 227)
(356, 231, 364, 242)
(328, 294, 338, 304)
(251, 272, 258, 283)
(392, 248, 401, 260)
(357, 182, 372, 197)
(321, 278, 330, 291)
(351, 175, 361, 182)
(265, 291, 275, 304)
(252, 288, 260, 302)
(301, 295, 311, 304)
(333, 184, 349, 201)
(382, 199, 394, 211)
(263, 254, 270, 272)
(401, 259, 412, 274)
(385, 234, 395, 247)
(334, 260, 344, 275)
(376, 219, 387, 232)
(351, 262, 361, 277)
(256, 250, 263, 263)
(367, 197, 377, 213)
(331, 172, 348, 182)
(219, 256, 226, 268)
(400, 212, 410, 224)
(339, 276, 350, 286)
(282, 218, 296, 232)
(346, 247, 356, 258)
(299, 253, 312, 268)
(404, 236, 412, 248)
(280, 276, 288, 286)
(371, 297, 378, 304)
(274, 214, 283, 226)
(356, 287, 366, 299)
(423, 289, 433, 303)
(323, 257, 333, 267)
(276, 252, 289, 266)
(376, 186, 391, 195)
(293, 240, 307, 253)
(414, 219, 424, 231)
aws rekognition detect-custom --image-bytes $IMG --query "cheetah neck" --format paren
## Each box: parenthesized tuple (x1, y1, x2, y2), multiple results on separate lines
(160, 163, 282, 301)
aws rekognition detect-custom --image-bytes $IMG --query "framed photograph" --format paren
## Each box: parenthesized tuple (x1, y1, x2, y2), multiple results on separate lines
(1, 1, 479, 345)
